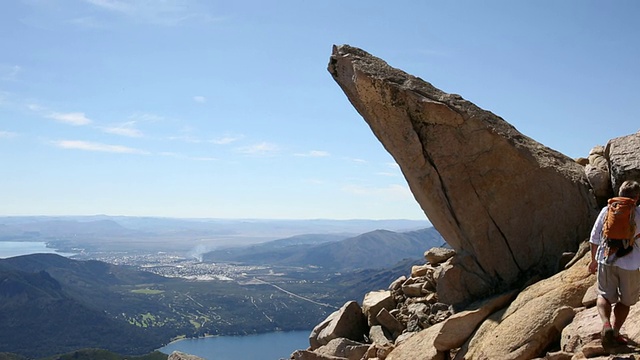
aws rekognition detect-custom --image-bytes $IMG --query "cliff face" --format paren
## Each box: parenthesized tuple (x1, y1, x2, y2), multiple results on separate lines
(289, 45, 640, 360)
(328, 44, 598, 306)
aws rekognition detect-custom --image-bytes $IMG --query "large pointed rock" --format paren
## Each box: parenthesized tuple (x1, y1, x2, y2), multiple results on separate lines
(328, 44, 599, 305)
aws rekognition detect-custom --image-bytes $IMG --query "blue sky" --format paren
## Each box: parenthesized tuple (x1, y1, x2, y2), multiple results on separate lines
(1, 1, 639, 220)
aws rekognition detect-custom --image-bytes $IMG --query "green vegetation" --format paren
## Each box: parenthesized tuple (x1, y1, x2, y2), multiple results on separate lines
(38, 349, 168, 360)
(128, 312, 161, 327)
(0, 254, 336, 358)
(0, 353, 27, 360)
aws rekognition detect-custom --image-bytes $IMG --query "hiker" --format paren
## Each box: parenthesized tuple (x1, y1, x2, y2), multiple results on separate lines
(588, 180, 640, 345)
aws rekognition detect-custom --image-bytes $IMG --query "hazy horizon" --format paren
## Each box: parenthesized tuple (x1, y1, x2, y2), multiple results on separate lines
(0, 214, 431, 221)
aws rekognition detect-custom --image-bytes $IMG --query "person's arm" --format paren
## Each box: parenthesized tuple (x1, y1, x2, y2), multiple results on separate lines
(589, 242, 598, 274)
(588, 207, 607, 274)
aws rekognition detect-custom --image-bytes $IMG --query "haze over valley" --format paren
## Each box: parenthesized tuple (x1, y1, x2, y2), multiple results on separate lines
(0, 216, 440, 358)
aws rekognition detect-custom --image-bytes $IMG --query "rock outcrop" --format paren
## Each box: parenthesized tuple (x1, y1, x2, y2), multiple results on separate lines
(606, 132, 640, 196)
(455, 253, 592, 359)
(328, 44, 600, 306)
(288, 45, 640, 360)
(293, 247, 640, 360)
(302, 249, 463, 360)
(585, 145, 610, 204)
(168, 351, 205, 360)
(309, 301, 368, 350)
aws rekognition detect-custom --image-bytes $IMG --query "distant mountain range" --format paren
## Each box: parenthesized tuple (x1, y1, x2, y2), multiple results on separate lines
(205, 227, 445, 271)
(0, 216, 431, 253)
(0, 223, 445, 359)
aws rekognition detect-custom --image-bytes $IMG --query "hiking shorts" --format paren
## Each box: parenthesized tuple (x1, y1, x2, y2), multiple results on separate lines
(597, 263, 640, 306)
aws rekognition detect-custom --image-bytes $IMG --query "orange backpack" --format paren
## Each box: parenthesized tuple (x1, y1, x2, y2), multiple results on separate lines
(602, 197, 638, 261)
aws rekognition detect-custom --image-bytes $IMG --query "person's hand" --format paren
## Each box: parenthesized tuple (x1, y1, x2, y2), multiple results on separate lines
(588, 260, 598, 274)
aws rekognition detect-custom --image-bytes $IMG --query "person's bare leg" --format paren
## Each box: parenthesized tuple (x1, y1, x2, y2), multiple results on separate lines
(597, 295, 612, 326)
(597, 295, 616, 343)
(612, 303, 630, 334)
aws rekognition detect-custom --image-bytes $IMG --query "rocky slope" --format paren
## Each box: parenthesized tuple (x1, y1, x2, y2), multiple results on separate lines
(287, 45, 640, 360)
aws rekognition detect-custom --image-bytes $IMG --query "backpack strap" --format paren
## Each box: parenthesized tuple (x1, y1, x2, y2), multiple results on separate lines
(631, 207, 638, 243)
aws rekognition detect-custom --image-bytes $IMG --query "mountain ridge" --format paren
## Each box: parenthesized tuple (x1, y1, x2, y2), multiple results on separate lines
(205, 227, 444, 271)
(0, 258, 164, 357)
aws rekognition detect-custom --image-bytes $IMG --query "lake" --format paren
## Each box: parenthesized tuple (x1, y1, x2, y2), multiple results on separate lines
(0, 241, 75, 259)
(158, 330, 311, 360)
(0, 241, 310, 359)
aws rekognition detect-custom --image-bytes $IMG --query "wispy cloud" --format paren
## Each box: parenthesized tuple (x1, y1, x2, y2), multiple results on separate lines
(168, 135, 201, 143)
(26, 104, 92, 126)
(129, 112, 164, 123)
(377, 162, 401, 176)
(47, 112, 92, 126)
(52, 140, 147, 154)
(0, 64, 22, 81)
(27, 103, 43, 112)
(82, 0, 223, 26)
(0, 131, 17, 138)
(84, 0, 132, 13)
(102, 112, 166, 137)
(101, 121, 143, 137)
(170, 131, 242, 145)
(237, 142, 280, 156)
(294, 150, 330, 157)
(211, 135, 244, 145)
(159, 152, 216, 161)
(345, 157, 367, 164)
(194, 96, 206, 103)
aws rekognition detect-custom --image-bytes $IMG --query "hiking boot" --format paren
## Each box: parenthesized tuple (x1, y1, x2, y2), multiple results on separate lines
(613, 329, 628, 345)
(601, 323, 615, 344)
(615, 334, 629, 345)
